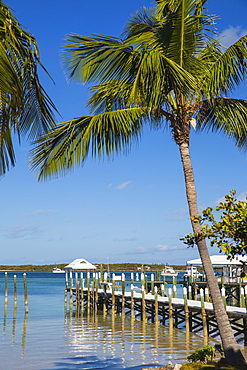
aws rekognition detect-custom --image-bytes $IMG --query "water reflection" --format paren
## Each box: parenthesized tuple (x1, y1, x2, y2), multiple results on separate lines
(21, 313, 28, 356)
(12, 304, 17, 342)
(64, 308, 219, 368)
(3, 300, 8, 334)
(1, 297, 28, 356)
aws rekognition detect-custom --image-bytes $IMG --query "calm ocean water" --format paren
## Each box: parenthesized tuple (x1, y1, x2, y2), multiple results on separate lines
(0, 271, 238, 370)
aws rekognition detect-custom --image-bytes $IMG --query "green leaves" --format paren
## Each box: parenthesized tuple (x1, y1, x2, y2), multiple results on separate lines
(187, 344, 223, 363)
(196, 97, 247, 149)
(31, 108, 147, 180)
(202, 35, 247, 97)
(0, 1, 57, 175)
(62, 34, 134, 84)
(181, 190, 247, 258)
(31, 0, 247, 179)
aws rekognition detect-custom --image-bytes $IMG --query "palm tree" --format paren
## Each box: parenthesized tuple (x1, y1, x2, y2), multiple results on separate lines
(0, 1, 57, 175)
(31, 0, 247, 364)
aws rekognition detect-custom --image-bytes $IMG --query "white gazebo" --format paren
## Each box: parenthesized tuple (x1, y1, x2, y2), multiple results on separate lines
(65, 258, 96, 270)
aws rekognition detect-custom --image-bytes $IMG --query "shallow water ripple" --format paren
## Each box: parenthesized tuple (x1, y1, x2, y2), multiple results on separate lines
(1, 271, 245, 369)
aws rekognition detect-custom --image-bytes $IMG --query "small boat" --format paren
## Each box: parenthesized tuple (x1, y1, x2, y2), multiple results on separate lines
(183, 266, 202, 278)
(161, 266, 178, 276)
(52, 267, 65, 273)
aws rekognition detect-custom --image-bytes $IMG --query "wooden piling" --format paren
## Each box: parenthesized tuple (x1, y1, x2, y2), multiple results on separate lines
(173, 284, 177, 298)
(23, 273, 28, 314)
(4, 272, 8, 303)
(69, 271, 73, 307)
(80, 273, 84, 313)
(131, 284, 135, 320)
(87, 271, 90, 309)
(168, 287, 173, 330)
(193, 277, 198, 300)
(151, 273, 154, 294)
(65, 271, 68, 289)
(221, 276, 225, 287)
(141, 272, 145, 288)
(13, 274, 17, 307)
(121, 273, 125, 316)
(154, 286, 159, 324)
(92, 273, 96, 308)
(200, 288, 208, 341)
(245, 285, 247, 311)
(240, 287, 245, 308)
(64, 272, 68, 311)
(112, 277, 116, 314)
(104, 271, 108, 282)
(141, 285, 147, 322)
(204, 287, 209, 302)
(188, 285, 192, 300)
(76, 280, 80, 314)
(172, 276, 177, 288)
(221, 287, 226, 309)
(183, 287, 189, 333)
(95, 272, 99, 313)
(131, 272, 134, 285)
(161, 283, 166, 297)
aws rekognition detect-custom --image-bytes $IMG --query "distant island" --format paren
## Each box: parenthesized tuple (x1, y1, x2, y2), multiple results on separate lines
(0, 263, 190, 271)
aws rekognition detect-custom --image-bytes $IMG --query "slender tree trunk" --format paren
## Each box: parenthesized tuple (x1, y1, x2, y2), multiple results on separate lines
(179, 141, 246, 365)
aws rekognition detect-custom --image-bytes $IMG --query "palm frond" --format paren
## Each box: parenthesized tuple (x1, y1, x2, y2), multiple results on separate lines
(0, 0, 58, 175)
(62, 34, 134, 84)
(31, 108, 147, 180)
(201, 35, 247, 97)
(196, 97, 247, 148)
(88, 80, 134, 115)
(0, 116, 15, 173)
(122, 6, 158, 38)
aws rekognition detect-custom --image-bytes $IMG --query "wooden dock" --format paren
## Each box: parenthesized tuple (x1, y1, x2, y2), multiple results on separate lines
(65, 278, 247, 345)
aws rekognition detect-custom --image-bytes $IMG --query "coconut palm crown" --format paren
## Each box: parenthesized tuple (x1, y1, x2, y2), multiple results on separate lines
(0, 1, 57, 175)
(31, 0, 247, 364)
(31, 0, 247, 177)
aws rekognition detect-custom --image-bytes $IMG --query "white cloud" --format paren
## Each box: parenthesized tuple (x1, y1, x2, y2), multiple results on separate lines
(32, 209, 56, 215)
(174, 208, 188, 215)
(136, 246, 149, 254)
(156, 244, 186, 251)
(116, 181, 131, 190)
(113, 237, 137, 242)
(219, 26, 247, 47)
(4, 224, 42, 239)
(119, 246, 149, 255)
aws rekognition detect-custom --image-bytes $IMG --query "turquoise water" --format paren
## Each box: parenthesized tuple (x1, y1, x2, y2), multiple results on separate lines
(0, 271, 232, 369)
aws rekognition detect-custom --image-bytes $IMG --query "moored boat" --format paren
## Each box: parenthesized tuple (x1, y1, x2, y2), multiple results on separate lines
(52, 267, 65, 273)
(160, 266, 178, 276)
(183, 266, 202, 278)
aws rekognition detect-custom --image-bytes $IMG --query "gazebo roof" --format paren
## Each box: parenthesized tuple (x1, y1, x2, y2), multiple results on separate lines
(65, 258, 96, 270)
(187, 254, 247, 266)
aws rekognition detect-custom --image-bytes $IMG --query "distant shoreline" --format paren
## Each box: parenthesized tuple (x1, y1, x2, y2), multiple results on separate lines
(0, 263, 189, 272)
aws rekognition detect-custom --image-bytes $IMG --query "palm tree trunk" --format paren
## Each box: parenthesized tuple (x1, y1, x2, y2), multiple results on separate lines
(179, 141, 246, 365)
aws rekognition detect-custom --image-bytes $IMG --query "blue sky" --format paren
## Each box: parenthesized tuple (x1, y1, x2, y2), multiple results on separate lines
(1, 0, 247, 266)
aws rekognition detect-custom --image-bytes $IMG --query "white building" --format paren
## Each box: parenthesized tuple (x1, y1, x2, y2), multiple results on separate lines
(65, 258, 96, 270)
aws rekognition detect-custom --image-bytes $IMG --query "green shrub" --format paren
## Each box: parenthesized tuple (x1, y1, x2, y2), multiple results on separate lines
(187, 345, 223, 364)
